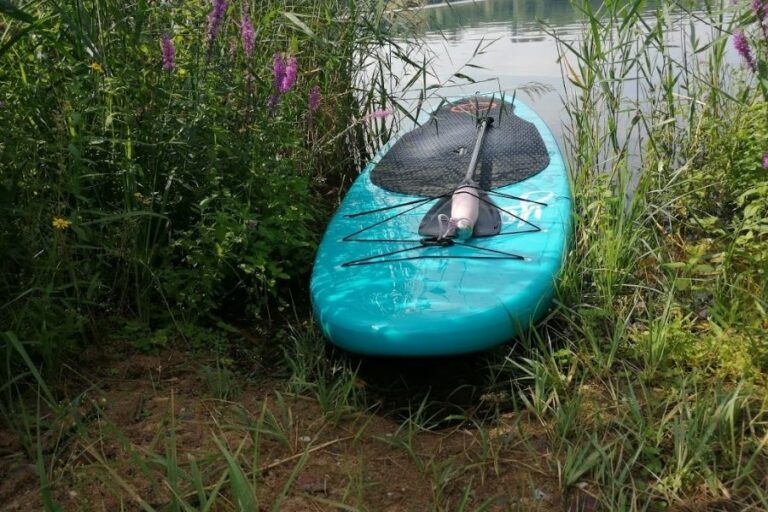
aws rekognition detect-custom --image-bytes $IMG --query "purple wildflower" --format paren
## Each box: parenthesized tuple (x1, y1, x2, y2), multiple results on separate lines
(161, 34, 175, 72)
(309, 85, 321, 112)
(240, 14, 255, 58)
(269, 54, 298, 108)
(763, 152, 768, 169)
(367, 109, 393, 120)
(734, 31, 756, 71)
(280, 56, 298, 93)
(272, 53, 286, 90)
(207, 0, 228, 46)
(752, 0, 767, 19)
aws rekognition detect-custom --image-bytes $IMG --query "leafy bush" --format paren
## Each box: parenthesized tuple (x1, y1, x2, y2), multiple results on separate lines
(658, 92, 768, 379)
(0, 0, 396, 369)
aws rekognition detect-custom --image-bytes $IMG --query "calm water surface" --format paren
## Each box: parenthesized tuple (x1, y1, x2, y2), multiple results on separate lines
(414, 0, 593, 138)
(394, 0, 737, 143)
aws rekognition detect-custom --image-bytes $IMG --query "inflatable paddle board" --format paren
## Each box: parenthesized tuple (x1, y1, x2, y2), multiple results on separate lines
(310, 96, 571, 356)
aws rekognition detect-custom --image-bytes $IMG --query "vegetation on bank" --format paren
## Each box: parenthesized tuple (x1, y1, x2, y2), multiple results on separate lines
(1, 0, 767, 510)
(0, 0, 404, 371)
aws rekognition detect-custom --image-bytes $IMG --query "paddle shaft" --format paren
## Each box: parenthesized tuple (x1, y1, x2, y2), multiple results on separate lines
(448, 116, 492, 239)
(463, 117, 492, 183)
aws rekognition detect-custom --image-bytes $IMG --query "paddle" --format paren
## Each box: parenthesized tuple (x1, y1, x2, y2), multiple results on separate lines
(442, 116, 493, 239)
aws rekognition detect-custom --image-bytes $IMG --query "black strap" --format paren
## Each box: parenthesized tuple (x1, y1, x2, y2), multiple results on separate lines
(338, 188, 549, 267)
(343, 196, 444, 243)
(342, 239, 525, 267)
(344, 196, 439, 218)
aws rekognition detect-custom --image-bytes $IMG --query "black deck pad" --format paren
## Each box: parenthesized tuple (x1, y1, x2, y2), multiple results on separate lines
(371, 99, 550, 197)
(418, 192, 502, 238)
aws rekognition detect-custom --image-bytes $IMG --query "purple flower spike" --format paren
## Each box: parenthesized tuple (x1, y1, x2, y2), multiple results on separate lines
(280, 56, 298, 93)
(161, 34, 176, 72)
(309, 85, 321, 112)
(269, 53, 298, 108)
(763, 152, 768, 169)
(207, 0, 228, 45)
(752, 0, 767, 19)
(272, 53, 286, 90)
(240, 14, 255, 58)
(734, 31, 756, 71)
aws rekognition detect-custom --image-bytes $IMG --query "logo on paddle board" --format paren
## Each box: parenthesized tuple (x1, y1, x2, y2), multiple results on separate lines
(505, 191, 554, 226)
(450, 101, 498, 113)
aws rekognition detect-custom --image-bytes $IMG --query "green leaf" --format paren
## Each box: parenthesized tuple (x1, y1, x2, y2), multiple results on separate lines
(744, 202, 762, 220)
(0, 17, 43, 58)
(2, 331, 56, 403)
(452, 72, 476, 84)
(0, 0, 36, 23)
(757, 60, 768, 104)
(282, 12, 314, 37)
(213, 437, 258, 512)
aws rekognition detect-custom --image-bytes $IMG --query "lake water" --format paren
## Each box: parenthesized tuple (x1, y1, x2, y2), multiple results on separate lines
(390, 0, 740, 144)
(412, 0, 587, 139)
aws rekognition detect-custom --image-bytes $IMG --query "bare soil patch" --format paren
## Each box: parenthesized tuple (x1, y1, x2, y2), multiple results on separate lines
(0, 344, 570, 511)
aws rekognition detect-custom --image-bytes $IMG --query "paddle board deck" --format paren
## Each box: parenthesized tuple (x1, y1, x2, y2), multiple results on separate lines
(310, 96, 571, 356)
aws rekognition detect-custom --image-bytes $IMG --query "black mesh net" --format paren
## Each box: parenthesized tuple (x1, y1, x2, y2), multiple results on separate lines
(371, 99, 550, 197)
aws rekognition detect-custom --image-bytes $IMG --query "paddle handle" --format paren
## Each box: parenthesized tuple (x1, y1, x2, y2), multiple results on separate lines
(464, 117, 492, 183)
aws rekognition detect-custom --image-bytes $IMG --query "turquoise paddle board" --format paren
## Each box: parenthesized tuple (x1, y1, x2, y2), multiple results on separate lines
(310, 96, 571, 356)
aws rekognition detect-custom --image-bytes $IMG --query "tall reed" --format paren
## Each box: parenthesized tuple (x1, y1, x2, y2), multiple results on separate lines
(0, 0, 425, 375)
